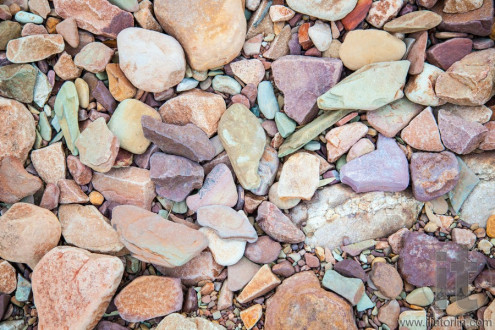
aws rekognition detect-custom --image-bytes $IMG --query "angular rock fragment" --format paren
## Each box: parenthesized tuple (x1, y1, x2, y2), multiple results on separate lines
(401, 107, 444, 152)
(199, 227, 245, 266)
(6, 34, 64, 63)
(438, 109, 488, 154)
(237, 265, 281, 304)
(256, 201, 305, 243)
(367, 98, 423, 138)
(0, 64, 37, 103)
(277, 153, 320, 200)
(30, 142, 67, 185)
(0, 157, 42, 204)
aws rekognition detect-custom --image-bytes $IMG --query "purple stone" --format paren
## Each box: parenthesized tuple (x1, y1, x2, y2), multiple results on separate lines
(432, 0, 494, 36)
(426, 38, 473, 70)
(288, 33, 302, 55)
(334, 259, 368, 282)
(438, 110, 488, 155)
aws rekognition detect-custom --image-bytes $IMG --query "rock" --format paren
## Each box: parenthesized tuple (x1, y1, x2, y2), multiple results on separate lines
(272, 260, 295, 277)
(243, 34, 263, 56)
(199, 227, 245, 266)
(334, 259, 367, 282)
(398, 232, 485, 293)
(0, 157, 42, 204)
(286, 0, 357, 21)
(96, 321, 128, 330)
(369, 263, 403, 299)
(84, 72, 117, 112)
(33, 70, 52, 108)
(228, 257, 260, 291)
(0, 260, 16, 294)
(74, 42, 113, 74)
(446, 293, 488, 316)
(57, 179, 89, 204)
(114, 276, 182, 322)
(340, 134, 409, 193)
(54, 81, 80, 155)
(269, 182, 301, 210)
(250, 145, 279, 196)
(366, 0, 403, 28)
(407, 31, 428, 74)
(435, 49, 495, 106)
(325, 122, 368, 163)
(230, 59, 264, 86)
(55, 17, 79, 48)
(0, 64, 37, 103)
(197, 205, 257, 242)
(53, 0, 134, 38)
(317, 61, 409, 111)
(67, 155, 92, 185)
(441, 104, 493, 124)
(54, 52, 82, 80)
(378, 300, 400, 329)
(265, 271, 357, 329)
(426, 38, 473, 71)
(451, 228, 476, 249)
(112, 205, 207, 267)
(383, 10, 442, 33)
(218, 104, 266, 190)
(0, 98, 35, 162)
(308, 21, 332, 52)
(410, 151, 459, 202)
(322, 270, 364, 305)
(257, 81, 279, 120)
(256, 201, 305, 243)
(76, 118, 119, 173)
(0, 21, 21, 51)
(431, 0, 493, 36)
(39, 183, 60, 210)
(117, 27, 185, 92)
(30, 142, 67, 185)
(154, 0, 245, 71)
(341, 0, 372, 30)
(58, 204, 123, 254)
(107, 99, 161, 155)
(92, 167, 156, 210)
(438, 109, 488, 154)
(106, 63, 136, 102)
(339, 30, 405, 71)
(263, 25, 291, 60)
(217, 282, 233, 310)
(159, 89, 226, 137)
(156, 314, 226, 330)
(134, 0, 162, 32)
(245, 236, 282, 264)
(6, 34, 64, 63)
(32, 246, 124, 329)
(405, 287, 435, 307)
(401, 107, 444, 152)
(475, 269, 495, 288)
(240, 304, 262, 330)
(405, 63, 446, 106)
(346, 138, 375, 162)
(480, 121, 495, 150)
(444, 0, 483, 13)
(237, 265, 281, 304)
(290, 184, 423, 249)
(277, 152, 319, 200)
(272, 55, 343, 125)
(398, 310, 427, 329)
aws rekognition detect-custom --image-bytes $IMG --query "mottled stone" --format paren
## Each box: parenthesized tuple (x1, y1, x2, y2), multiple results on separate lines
(0, 157, 42, 204)
(55, 17, 79, 48)
(134, 0, 162, 32)
(401, 107, 444, 152)
(0, 260, 16, 294)
(256, 201, 305, 243)
(286, 0, 357, 21)
(74, 42, 113, 73)
(250, 145, 279, 196)
(6, 34, 64, 63)
(230, 59, 264, 86)
(405, 63, 446, 107)
(383, 10, 442, 33)
(0, 21, 21, 51)
(227, 257, 260, 292)
(325, 122, 368, 163)
(366, 0, 403, 28)
(58, 179, 89, 204)
(341, 0, 372, 31)
(67, 155, 92, 185)
(431, 0, 493, 36)
(30, 142, 67, 184)
(106, 63, 135, 102)
(237, 265, 281, 304)
(369, 263, 403, 299)
(0, 64, 37, 104)
(452, 228, 477, 249)
(426, 38, 473, 71)
(438, 109, 488, 154)
(54, 52, 82, 80)
(440, 104, 492, 124)
(277, 152, 319, 200)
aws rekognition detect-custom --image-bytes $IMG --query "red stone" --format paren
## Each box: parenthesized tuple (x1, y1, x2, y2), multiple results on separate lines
(298, 23, 313, 50)
(342, 0, 372, 31)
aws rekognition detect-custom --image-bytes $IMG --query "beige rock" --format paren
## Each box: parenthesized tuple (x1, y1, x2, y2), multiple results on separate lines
(237, 264, 281, 304)
(240, 304, 262, 330)
(446, 293, 488, 316)
(156, 314, 226, 330)
(286, 0, 358, 21)
(114, 276, 183, 322)
(134, 0, 163, 32)
(159, 89, 226, 137)
(55, 17, 79, 48)
(197, 205, 257, 242)
(277, 153, 320, 200)
(154, 0, 246, 71)
(443, 0, 483, 13)
(405, 63, 446, 106)
(58, 204, 123, 254)
(339, 29, 406, 71)
(228, 257, 260, 291)
(0, 260, 16, 294)
(268, 182, 300, 210)
(269, 5, 295, 22)
(106, 63, 136, 102)
(28, 0, 50, 18)
(384, 10, 443, 33)
(230, 59, 265, 86)
(263, 25, 291, 60)
(74, 42, 114, 73)
(6, 34, 64, 63)
(199, 227, 246, 266)
(54, 52, 82, 80)
(0, 203, 61, 269)
(440, 104, 492, 124)
(92, 167, 156, 210)
(32, 246, 124, 329)
(401, 107, 444, 152)
(31, 142, 67, 184)
(366, 0, 403, 28)
(347, 138, 375, 162)
(217, 281, 233, 310)
(0, 156, 42, 204)
(243, 34, 263, 56)
(58, 179, 90, 204)
(325, 122, 368, 163)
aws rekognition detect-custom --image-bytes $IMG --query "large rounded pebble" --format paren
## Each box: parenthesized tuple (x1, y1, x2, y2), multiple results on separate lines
(245, 236, 281, 264)
(369, 263, 403, 299)
(405, 287, 434, 306)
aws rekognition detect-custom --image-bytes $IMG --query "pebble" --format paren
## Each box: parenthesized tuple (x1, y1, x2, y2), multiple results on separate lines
(30, 142, 67, 184)
(74, 42, 114, 73)
(407, 31, 428, 74)
(257, 81, 279, 119)
(383, 10, 442, 33)
(0, 64, 37, 103)
(58, 179, 90, 204)
(277, 152, 319, 200)
(230, 59, 265, 86)
(268, 182, 301, 210)
(263, 25, 291, 60)
(200, 227, 245, 266)
(237, 264, 281, 303)
(334, 259, 367, 282)
(286, 0, 357, 21)
(322, 270, 364, 305)
(438, 109, 488, 154)
(0, 157, 42, 204)
(250, 145, 279, 196)
(346, 138, 375, 162)
(54, 81, 80, 155)
(256, 201, 305, 243)
(406, 287, 435, 306)
(366, 0, 403, 28)
(370, 262, 403, 299)
(443, 0, 483, 13)
(240, 304, 262, 330)
(227, 257, 260, 292)
(212, 75, 242, 95)
(55, 17, 79, 48)
(6, 34, 64, 63)
(15, 275, 31, 302)
(269, 5, 295, 22)
(426, 38, 473, 70)
(274, 112, 296, 138)
(197, 205, 257, 242)
(401, 107, 444, 152)
(0, 260, 16, 294)
(398, 310, 426, 329)
(106, 63, 136, 102)
(245, 236, 281, 264)
(308, 21, 332, 52)
(480, 122, 495, 150)
(446, 293, 488, 316)
(67, 155, 92, 185)
(54, 52, 82, 81)
(405, 63, 446, 106)
(176, 78, 198, 92)
(14, 10, 42, 24)
(325, 122, 368, 163)
(378, 300, 400, 329)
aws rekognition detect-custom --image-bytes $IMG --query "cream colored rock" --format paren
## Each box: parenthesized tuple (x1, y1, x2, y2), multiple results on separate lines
(30, 142, 66, 185)
(269, 5, 295, 22)
(383, 10, 442, 33)
(325, 122, 369, 163)
(230, 59, 265, 86)
(199, 227, 246, 266)
(366, 0, 403, 28)
(405, 63, 446, 107)
(6, 34, 64, 63)
(308, 21, 332, 52)
(347, 138, 375, 162)
(278, 153, 320, 200)
(156, 314, 226, 330)
(268, 182, 301, 210)
(286, 0, 358, 21)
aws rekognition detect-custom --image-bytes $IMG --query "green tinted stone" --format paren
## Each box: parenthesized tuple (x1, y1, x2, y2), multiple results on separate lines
(54, 81, 80, 155)
(0, 21, 21, 50)
(0, 64, 37, 103)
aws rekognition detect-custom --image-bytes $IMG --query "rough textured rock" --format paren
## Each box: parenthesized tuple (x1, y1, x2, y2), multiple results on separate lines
(480, 121, 495, 150)
(405, 63, 446, 107)
(0, 260, 16, 294)
(290, 184, 423, 249)
(383, 10, 442, 33)
(0, 157, 42, 203)
(156, 313, 225, 330)
(401, 107, 444, 152)
(32, 246, 124, 329)
(55, 17, 79, 48)
(54, 52, 82, 80)
(31, 142, 67, 185)
(263, 25, 291, 60)
(114, 276, 182, 322)
(334, 259, 367, 282)
(237, 265, 281, 304)
(369, 263, 403, 299)
(106, 63, 136, 102)
(6, 34, 64, 63)
(367, 98, 422, 138)
(256, 201, 305, 243)
(0, 64, 37, 103)
(407, 31, 428, 75)
(431, 0, 493, 36)
(286, 0, 358, 21)
(277, 152, 320, 200)
(378, 300, 400, 329)
(426, 38, 473, 71)
(74, 42, 113, 73)
(366, 0, 403, 28)
(325, 122, 368, 163)
(438, 109, 488, 154)
(249, 146, 279, 196)
(58, 179, 90, 204)
(112, 205, 207, 267)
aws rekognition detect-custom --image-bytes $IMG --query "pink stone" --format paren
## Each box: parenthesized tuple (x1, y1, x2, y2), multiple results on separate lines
(480, 121, 495, 150)
(39, 183, 60, 210)
(256, 201, 305, 243)
(0, 156, 42, 203)
(426, 38, 473, 70)
(67, 155, 92, 185)
(438, 109, 488, 154)
(325, 122, 368, 163)
(58, 179, 90, 204)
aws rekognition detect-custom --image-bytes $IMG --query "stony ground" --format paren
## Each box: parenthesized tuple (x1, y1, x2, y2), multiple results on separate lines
(1, 0, 495, 329)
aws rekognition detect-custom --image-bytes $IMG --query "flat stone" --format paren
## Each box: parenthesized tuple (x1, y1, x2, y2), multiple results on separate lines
(53, 0, 134, 38)
(405, 63, 446, 106)
(407, 31, 428, 74)
(92, 167, 156, 210)
(369, 263, 403, 299)
(197, 205, 257, 242)
(227, 257, 260, 292)
(112, 205, 207, 267)
(346, 138, 374, 162)
(322, 270, 364, 305)
(30, 142, 67, 184)
(277, 152, 319, 200)
(341, 239, 377, 257)
(117, 27, 185, 92)
(0, 157, 42, 204)
(290, 184, 423, 249)
(268, 182, 301, 210)
(6, 34, 64, 63)
(426, 38, 473, 71)
(410, 151, 460, 202)
(286, 0, 357, 21)
(114, 276, 182, 322)
(55, 17, 79, 48)
(257, 81, 279, 120)
(440, 103, 493, 124)
(0, 64, 37, 103)
(339, 30, 405, 71)
(250, 145, 279, 196)
(199, 227, 245, 266)
(230, 59, 264, 86)
(272, 55, 343, 125)
(237, 264, 281, 304)
(134, 0, 162, 32)
(444, 0, 483, 13)
(54, 81, 80, 155)
(154, 0, 245, 71)
(39, 183, 60, 210)
(334, 259, 367, 282)
(57, 179, 89, 204)
(256, 201, 305, 243)
(263, 25, 291, 60)
(0, 21, 21, 51)
(32, 246, 123, 329)
(340, 134, 409, 193)
(245, 236, 281, 264)
(378, 300, 400, 329)
(439, 109, 488, 154)
(341, 0, 372, 30)
(317, 61, 409, 111)
(0, 260, 16, 294)
(54, 52, 82, 80)
(84, 72, 117, 112)
(431, 0, 493, 36)
(401, 107, 444, 152)
(159, 89, 226, 137)
(33, 70, 52, 108)
(74, 42, 113, 73)
(325, 122, 368, 163)
(366, 0, 403, 28)
(240, 304, 262, 330)
(446, 293, 488, 316)
(217, 282, 233, 310)
(384, 10, 442, 33)
(58, 204, 123, 254)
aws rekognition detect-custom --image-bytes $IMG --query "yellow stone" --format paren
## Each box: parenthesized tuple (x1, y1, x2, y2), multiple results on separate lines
(89, 191, 104, 206)
(486, 215, 495, 238)
(106, 63, 136, 102)
(240, 304, 262, 330)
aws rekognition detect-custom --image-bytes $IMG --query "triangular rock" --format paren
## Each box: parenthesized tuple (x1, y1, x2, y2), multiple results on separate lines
(401, 107, 444, 151)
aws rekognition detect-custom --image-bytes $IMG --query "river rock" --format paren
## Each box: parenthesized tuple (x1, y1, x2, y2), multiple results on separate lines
(401, 107, 444, 152)
(0, 64, 37, 103)
(367, 98, 423, 138)
(481, 122, 495, 150)
(54, 52, 82, 81)
(106, 63, 136, 102)
(256, 201, 305, 243)
(0, 21, 21, 51)
(30, 142, 67, 185)
(444, 0, 483, 13)
(426, 38, 473, 71)
(230, 59, 264, 86)
(431, 0, 493, 36)
(378, 300, 400, 329)
(117, 27, 185, 92)
(74, 42, 113, 73)
(407, 31, 428, 74)
(277, 152, 319, 200)
(383, 10, 442, 33)
(405, 63, 446, 107)
(438, 109, 488, 154)
(366, 0, 403, 28)
(54, 81, 81, 155)
(199, 227, 245, 266)
(6, 34, 64, 63)
(0, 157, 42, 204)
(55, 17, 79, 48)
(263, 25, 291, 60)
(58, 179, 89, 204)
(0, 260, 16, 294)
(325, 122, 368, 163)
(286, 0, 357, 21)
(245, 236, 281, 264)
(250, 145, 279, 196)
(334, 259, 367, 282)
(369, 263, 403, 299)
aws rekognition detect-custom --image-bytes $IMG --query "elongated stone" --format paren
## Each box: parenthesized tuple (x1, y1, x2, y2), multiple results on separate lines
(54, 81, 80, 156)
(6, 34, 64, 63)
(250, 146, 279, 196)
(448, 157, 479, 213)
(33, 69, 52, 107)
(286, 0, 358, 21)
(383, 10, 442, 33)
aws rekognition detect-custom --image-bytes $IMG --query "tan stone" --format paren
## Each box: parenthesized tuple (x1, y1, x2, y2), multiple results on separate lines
(159, 89, 226, 137)
(384, 10, 442, 33)
(92, 167, 156, 210)
(134, 0, 162, 32)
(378, 300, 400, 329)
(156, 314, 225, 330)
(277, 152, 320, 200)
(217, 281, 233, 310)
(369, 263, 403, 299)
(28, 0, 50, 18)
(263, 25, 291, 60)
(21, 23, 48, 36)
(325, 122, 368, 163)
(55, 17, 79, 48)
(347, 138, 375, 162)
(401, 107, 444, 152)
(74, 42, 114, 73)
(0, 203, 61, 269)
(407, 31, 428, 75)
(0, 157, 42, 204)
(114, 276, 183, 322)
(106, 63, 136, 102)
(0, 260, 16, 294)
(237, 264, 281, 304)
(444, 0, 483, 13)
(240, 304, 262, 330)
(32, 246, 124, 329)
(54, 52, 83, 80)
(269, 5, 295, 22)
(200, 227, 245, 266)
(230, 59, 265, 86)
(405, 63, 446, 106)
(58, 179, 90, 204)
(6, 34, 64, 63)
(31, 142, 67, 184)
(268, 182, 300, 210)
(446, 293, 488, 316)
(228, 257, 261, 291)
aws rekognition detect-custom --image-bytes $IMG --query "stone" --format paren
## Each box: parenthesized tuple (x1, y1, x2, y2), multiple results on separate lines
(107, 99, 161, 154)
(266, 271, 357, 329)
(76, 118, 119, 173)
(96, 321, 128, 330)
(0, 261, 16, 294)
(114, 276, 182, 322)
(53, 0, 134, 38)
(30, 142, 67, 185)
(448, 157, 479, 214)
(263, 25, 291, 60)
(0, 21, 21, 51)
(378, 300, 400, 329)
(290, 184, 423, 249)
(272, 260, 295, 277)
(432, 0, 493, 36)
(340, 134, 409, 193)
(0, 64, 36, 104)
(58, 204, 123, 254)
(417, 0, 438, 7)
(197, 205, 257, 242)
(237, 265, 281, 304)
(243, 34, 263, 56)
(106, 63, 136, 102)
(142, 116, 215, 162)
(317, 61, 409, 111)
(67, 155, 92, 185)
(346, 138, 374, 162)
(446, 293, 488, 316)
(479, 121, 495, 150)
(84, 72, 117, 112)
(272, 55, 343, 124)
(366, 0, 403, 28)
(436, 49, 495, 106)
(334, 259, 367, 282)
(384, 10, 442, 33)
(398, 232, 485, 293)
(269, 5, 294, 22)
(6, 34, 64, 63)
(257, 81, 279, 120)
(325, 122, 368, 163)
(341, 0, 372, 30)
(426, 38, 473, 71)
(256, 201, 305, 243)
(32, 246, 123, 329)
(228, 257, 260, 291)
(92, 167, 156, 210)
(217, 281, 233, 310)
(54, 52, 82, 80)
(134, 0, 162, 32)
(55, 17, 79, 48)
(407, 31, 428, 75)
(308, 21, 332, 52)
(250, 145, 279, 196)
(369, 263, 403, 299)
(444, 0, 482, 13)
(339, 30, 405, 71)
(277, 153, 319, 200)
(39, 183, 60, 210)
(240, 304, 262, 330)
(57, 179, 89, 204)
(156, 314, 225, 330)
(33, 70, 52, 108)
(218, 104, 266, 189)
(54, 81, 80, 155)
(199, 227, 245, 266)
(117, 27, 185, 93)
(108, 0, 138, 11)
(322, 270, 364, 305)
(154, 0, 245, 71)
(0, 157, 42, 204)
(286, 0, 357, 21)
(406, 287, 435, 307)
(438, 109, 488, 154)
(112, 205, 207, 267)
(159, 89, 225, 137)
(475, 269, 495, 288)
(230, 59, 264, 86)
(405, 63, 446, 106)
(74, 42, 113, 74)
(398, 310, 427, 329)
(245, 236, 282, 264)
(410, 151, 459, 202)
(401, 107, 444, 152)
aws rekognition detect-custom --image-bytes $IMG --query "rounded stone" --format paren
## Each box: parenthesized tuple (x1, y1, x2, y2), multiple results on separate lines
(268, 182, 301, 210)
(245, 236, 282, 264)
(369, 262, 403, 299)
